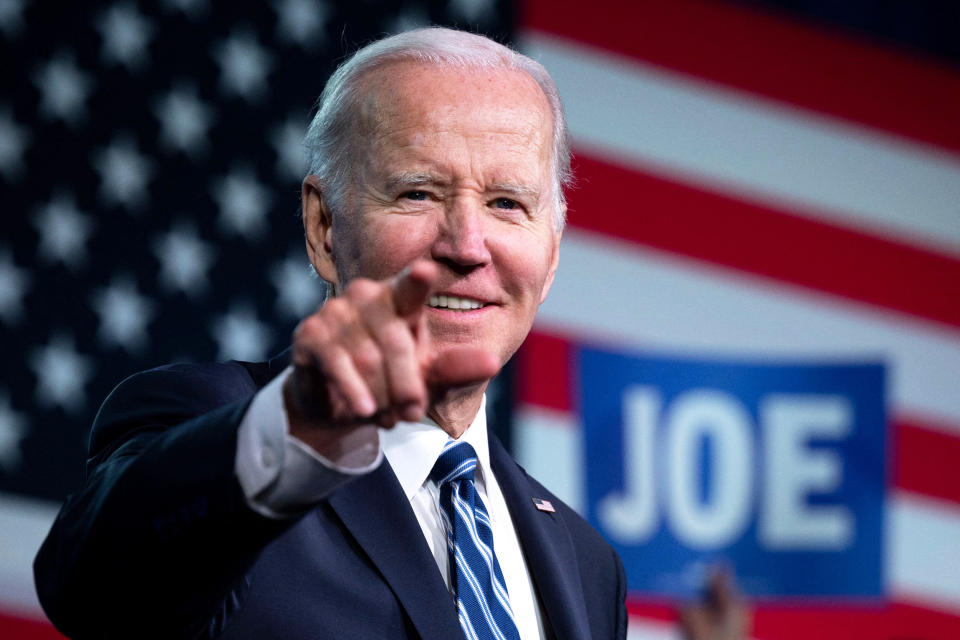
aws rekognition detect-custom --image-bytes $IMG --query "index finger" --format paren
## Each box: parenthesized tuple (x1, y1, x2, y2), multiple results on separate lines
(392, 259, 438, 319)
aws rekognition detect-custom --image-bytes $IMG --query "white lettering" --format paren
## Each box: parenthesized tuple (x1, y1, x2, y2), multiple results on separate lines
(760, 394, 853, 549)
(598, 386, 660, 544)
(665, 390, 753, 548)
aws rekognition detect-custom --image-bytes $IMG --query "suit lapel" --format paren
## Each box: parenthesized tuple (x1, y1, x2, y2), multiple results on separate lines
(490, 437, 593, 640)
(327, 459, 464, 640)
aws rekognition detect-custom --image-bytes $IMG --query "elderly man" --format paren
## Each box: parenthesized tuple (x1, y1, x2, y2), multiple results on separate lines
(35, 28, 627, 640)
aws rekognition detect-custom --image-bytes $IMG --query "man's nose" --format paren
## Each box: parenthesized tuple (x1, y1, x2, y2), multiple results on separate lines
(431, 199, 492, 270)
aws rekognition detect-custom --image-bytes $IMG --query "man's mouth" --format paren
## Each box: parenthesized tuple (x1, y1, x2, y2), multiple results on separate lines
(428, 295, 486, 311)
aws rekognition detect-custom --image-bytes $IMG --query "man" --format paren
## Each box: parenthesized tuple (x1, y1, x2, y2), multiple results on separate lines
(34, 27, 627, 639)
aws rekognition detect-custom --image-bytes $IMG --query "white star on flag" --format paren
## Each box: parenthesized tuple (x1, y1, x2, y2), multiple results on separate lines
(153, 222, 217, 297)
(210, 305, 271, 361)
(162, 0, 208, 20)
(212, 167, 272, 240)
(91, 275, 156, 353)
(0, 391, 26, 472)
(94, 135, 154, 210)
(448, 0, 495, 23)
(213, 29, 273, 101)
(389, 6, 430, 34)
(33, 192, 94, 270)
(28, 334, 95, 414)
(0, 107, 29, 180)
(154, 83, 213, 157)
(34, 52, 94, 126)
(270, 114, 307, 181)
(96, 2, 154, 71)
(0, 0, 26, 38)
(0, 249, 29, 325)
(270, 254, 325, 319)
(274, 0, 328, 48)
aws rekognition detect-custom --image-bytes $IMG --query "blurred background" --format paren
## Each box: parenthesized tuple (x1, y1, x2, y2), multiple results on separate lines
(1, 0, 958, 638)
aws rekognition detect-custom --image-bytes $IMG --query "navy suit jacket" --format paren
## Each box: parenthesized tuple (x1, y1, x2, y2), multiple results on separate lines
(35, 351, 627, 639)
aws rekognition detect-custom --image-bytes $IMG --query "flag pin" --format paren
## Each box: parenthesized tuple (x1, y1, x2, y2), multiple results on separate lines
(532, 498, 555, 513)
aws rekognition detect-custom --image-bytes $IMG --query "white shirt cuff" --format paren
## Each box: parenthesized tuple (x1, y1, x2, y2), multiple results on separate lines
(235, 365, 382, 518)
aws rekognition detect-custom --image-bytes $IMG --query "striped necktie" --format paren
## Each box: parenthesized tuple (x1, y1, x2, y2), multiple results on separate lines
(430, 440, 523, 640)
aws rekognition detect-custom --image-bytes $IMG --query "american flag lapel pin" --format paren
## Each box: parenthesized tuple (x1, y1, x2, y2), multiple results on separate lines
(532, 498, 555, 513)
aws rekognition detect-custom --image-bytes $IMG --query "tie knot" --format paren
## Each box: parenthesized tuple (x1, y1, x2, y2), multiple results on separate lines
(429, 440, 478, 486)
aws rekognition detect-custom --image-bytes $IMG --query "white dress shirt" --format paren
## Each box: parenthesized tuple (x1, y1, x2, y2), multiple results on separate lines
(234, 366, 546, 639)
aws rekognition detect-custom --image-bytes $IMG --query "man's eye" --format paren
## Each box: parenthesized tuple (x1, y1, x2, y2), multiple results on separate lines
(492, 197, 519, 210)
(402, 190, 429, 201)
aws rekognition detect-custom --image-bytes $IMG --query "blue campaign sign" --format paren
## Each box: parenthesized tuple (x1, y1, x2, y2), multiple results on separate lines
(579, 345, 886, 599)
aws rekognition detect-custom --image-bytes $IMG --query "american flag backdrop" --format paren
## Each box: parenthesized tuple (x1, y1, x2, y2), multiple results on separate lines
(0, 0, 516, 636)
(510, 1, 960, 639)
(1, 0, 959, 639)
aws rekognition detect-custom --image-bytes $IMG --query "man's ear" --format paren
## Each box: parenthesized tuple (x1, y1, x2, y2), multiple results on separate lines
(539, 229, 562, 305)
(302, 175, 339, 288)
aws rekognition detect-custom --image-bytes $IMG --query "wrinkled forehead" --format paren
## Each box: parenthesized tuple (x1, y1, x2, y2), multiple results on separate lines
(352, 60, 554, 150)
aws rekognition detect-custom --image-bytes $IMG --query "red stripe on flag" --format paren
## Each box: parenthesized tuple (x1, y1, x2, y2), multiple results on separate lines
(517, 331, 572, 411)
(0, 612, 65, 640)
(751, 601, 960, 640)
(522, 0, 960, 154)
(895, 418, 960, 505)
(627, 597, 960, 640)
(626, 599, 676, 622)
(567, 152, 960, 331)
(519, 330, 960, 506)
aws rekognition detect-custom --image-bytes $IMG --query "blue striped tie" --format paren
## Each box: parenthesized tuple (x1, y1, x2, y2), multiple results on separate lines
(430, 440, 523, 640)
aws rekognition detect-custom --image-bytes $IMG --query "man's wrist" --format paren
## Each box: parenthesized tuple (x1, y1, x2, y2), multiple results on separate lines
(236, 365, 382, 518)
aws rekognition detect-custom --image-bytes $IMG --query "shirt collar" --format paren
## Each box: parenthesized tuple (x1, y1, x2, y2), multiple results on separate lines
(380, 395, 491, 500)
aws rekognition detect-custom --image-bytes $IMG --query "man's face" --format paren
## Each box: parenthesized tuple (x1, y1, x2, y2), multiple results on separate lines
(309, 61, 561, 372)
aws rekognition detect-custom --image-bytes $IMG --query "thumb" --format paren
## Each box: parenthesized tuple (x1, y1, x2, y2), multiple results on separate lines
(425, 347, 500, 390)
(392, 260, 437, 321)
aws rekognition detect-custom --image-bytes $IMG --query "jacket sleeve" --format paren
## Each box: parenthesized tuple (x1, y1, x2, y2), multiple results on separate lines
(33, 363, 298, 640)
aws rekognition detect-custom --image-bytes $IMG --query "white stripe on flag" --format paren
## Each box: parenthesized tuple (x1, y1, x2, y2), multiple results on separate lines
(522, 33, 960, 256)
(514, 407, 583, 512)
(538, 229, 960, 433)
(888, 492, 960, 611)
(0, 493, 58, 619)
(626, 615, 760, 640)
(626, 616, 682, 640)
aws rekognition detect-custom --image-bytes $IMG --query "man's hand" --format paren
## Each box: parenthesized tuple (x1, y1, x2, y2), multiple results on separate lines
(680, 570, 751, 640)
(283, 260, 499, 457)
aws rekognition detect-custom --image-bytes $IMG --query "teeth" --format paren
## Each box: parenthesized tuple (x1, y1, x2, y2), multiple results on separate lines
(428, 295, 484, 310)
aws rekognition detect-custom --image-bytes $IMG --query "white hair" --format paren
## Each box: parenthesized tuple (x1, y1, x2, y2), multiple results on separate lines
(303, 27, 571, 230)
